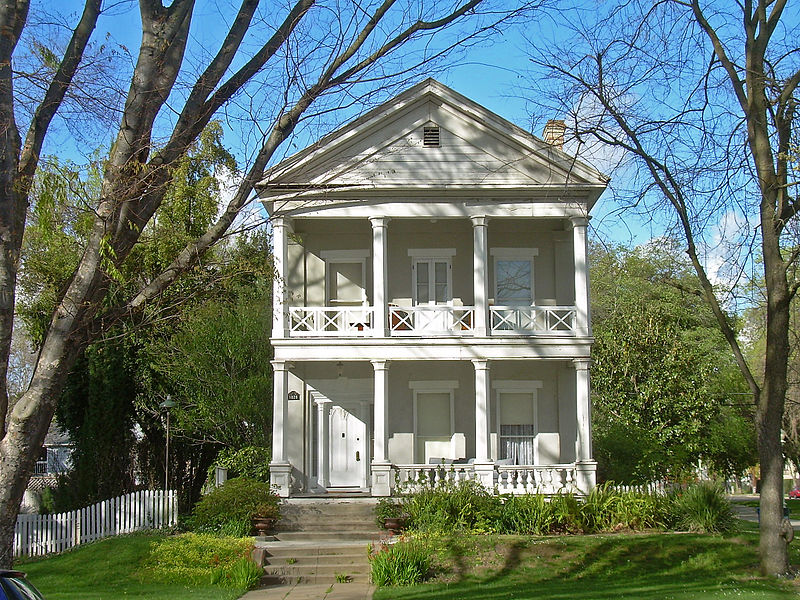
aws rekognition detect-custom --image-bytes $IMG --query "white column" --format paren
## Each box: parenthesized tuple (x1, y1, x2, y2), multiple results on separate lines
(574, 359, 591, 461)
(270, 360, 292, 496)
(471, 216, 489, 336)
(316, 398, 331, 488)
(570, 216, 590, 336)
(271, 361, 289, 463)
(370, 217, 389, 337)
(574, 358, 596, 494)
(371, 360, 390, 463)
(472, 359, 491, 462)
(272, 216, 293, 339)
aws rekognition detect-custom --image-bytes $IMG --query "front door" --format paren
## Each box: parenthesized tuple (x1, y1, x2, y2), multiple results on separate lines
(328, 404, 367, 487)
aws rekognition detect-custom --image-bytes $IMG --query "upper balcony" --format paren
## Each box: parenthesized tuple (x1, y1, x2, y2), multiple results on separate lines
(272, 216, 591, 341)
(287, 303, 577, 338)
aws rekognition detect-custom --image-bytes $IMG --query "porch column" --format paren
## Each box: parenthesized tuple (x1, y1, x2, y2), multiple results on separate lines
(270, 360, 292, 496)
(471, 216, 489, 336)
(371, 359, 392, 496)
(272, 216, 293, 339)
(570, 216, 590, 336)
(315, 397, 331, 488)
(370, 217, 389, 337)
(574, 358, 597, 494)
(472, 359, 494, 489)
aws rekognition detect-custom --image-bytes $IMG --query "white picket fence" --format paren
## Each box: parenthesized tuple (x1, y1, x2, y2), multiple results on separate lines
(14, 489, 177, 558)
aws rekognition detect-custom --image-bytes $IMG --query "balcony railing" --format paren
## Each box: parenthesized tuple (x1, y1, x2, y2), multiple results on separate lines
(490, 306, 576, 335)
(285, 305, 578, 337)
(389, 306, 474, 336)
(389, 463, 578, 495)
(288, 306, 375, 337)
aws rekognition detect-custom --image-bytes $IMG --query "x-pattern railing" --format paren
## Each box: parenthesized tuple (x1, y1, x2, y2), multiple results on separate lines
(490, 306, 576, 335)
(389, 305, 475, 336)
(289, 306, 374, 336)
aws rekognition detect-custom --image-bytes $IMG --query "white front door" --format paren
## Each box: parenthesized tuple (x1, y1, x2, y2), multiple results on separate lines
(328, 404, 367, 487)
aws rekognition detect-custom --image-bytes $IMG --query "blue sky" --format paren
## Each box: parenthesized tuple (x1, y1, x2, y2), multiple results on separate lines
(38, 1, 688, 248)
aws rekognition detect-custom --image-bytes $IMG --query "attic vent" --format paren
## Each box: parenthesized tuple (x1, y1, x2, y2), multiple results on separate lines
(423, 126, 440, 147)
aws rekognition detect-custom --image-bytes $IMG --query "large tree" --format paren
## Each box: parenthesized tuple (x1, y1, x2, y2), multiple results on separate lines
(0, 0, 534, 566)
(590, 241, 754, 484)
(527, 0, 799, 574)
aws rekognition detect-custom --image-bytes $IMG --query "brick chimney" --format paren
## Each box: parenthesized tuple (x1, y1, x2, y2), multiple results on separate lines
(543, 119, 565, 150)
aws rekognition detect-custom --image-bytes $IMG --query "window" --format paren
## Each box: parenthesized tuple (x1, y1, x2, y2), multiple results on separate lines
(321, 250, 369, 306)
(409, 249, 455, 306)
(500, 424, 535, 464)
(411, 381, 458, 463)
(494, 381, 542, 465)
(491, 248, 538, 305)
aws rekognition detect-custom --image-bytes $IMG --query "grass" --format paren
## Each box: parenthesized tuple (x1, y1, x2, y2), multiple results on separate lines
(374, 523, 800, 599)
(15, 533, 247, 600)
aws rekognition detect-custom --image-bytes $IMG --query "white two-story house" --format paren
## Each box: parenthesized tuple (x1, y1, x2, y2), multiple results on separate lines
(259, 79, 608, 498)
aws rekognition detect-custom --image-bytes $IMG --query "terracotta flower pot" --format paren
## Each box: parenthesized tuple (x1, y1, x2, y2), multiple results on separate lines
(382, 516, 407, 534)
(253, 516, 278, 536)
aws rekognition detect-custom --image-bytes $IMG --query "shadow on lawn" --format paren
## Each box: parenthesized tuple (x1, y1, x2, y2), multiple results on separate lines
(377, 534, 789, 600)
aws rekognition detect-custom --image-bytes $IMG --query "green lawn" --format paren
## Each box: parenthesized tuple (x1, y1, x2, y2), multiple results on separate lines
(374, 524, 800, 600)
(15, 533, 246, 600)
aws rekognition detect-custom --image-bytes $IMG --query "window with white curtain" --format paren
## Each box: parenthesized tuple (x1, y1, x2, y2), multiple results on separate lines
(494, 383, 541, 465)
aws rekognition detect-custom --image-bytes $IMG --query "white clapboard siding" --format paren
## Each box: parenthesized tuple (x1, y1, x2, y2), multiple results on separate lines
(14, 489, 177, 558)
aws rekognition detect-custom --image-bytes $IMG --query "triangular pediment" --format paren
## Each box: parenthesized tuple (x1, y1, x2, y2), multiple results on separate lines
(259, 79, 607, 196)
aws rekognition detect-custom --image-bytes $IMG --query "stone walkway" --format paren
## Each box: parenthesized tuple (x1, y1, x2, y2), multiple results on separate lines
(240, 582, 374, 600)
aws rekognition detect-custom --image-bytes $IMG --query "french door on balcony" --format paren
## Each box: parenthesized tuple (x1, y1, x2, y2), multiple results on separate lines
(412, 258, 452, 331)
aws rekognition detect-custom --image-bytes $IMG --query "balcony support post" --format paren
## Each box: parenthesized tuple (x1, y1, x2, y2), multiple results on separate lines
(471, 216, 489, 336)
(570, 216, 590, 336)
(370, 217, 390, 337)
(270, 360, 292, 496)
(573, 358, 596, 493)
(371, 359, 391, 496)
(472, 359, 494, 489)
(272, 216, 293, 339)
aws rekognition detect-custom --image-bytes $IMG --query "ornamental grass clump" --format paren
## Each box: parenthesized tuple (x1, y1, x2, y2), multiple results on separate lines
(496, 493, 558, 535)
(401, 479, 502, 533)
(369, 541, 432, 586)
(671, 480, 735, 533)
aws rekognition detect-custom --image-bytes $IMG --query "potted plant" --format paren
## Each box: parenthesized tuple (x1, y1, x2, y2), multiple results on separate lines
(251, 495, 281, 535)
(375, 498, 407, 534)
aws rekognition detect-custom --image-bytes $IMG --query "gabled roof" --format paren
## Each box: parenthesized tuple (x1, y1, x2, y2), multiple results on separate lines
(257, 78, 608, 206)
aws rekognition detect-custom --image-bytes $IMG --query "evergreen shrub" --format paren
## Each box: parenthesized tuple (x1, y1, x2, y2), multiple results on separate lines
(188, 477, 279, 536)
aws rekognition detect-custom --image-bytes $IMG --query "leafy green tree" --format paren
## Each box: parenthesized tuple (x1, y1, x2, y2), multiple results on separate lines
(590, 242, 755, 483)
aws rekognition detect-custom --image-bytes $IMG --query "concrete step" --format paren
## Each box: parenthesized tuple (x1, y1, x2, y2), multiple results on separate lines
(260, 573, 369, 585)
(265, 564, 369, 577)
(265, 546, 368, 560)
(273, 531, 382, 543)
(266, 554, 367, 567)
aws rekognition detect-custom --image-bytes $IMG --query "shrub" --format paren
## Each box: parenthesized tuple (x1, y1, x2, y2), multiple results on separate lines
(400, 480, 501, 533)
(671, 481, 735, 533)
(145, 533, 257, 588)
(214, 446, 271, 483)
(375, 497, 404, 527)
(189, 477, 279, 536)
(497, 494, 557, 535)
(369, 542, 432, 586)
